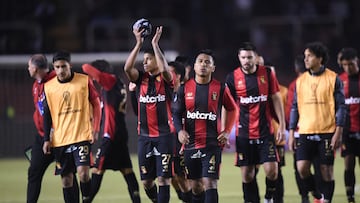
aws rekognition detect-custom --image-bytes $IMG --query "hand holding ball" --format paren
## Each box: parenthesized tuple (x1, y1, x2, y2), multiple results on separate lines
(133, 18, 152, 38)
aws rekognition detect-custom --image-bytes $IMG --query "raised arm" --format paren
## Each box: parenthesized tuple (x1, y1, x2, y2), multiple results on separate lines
(124, 28, 144, 82)
(151, 26, 173, 83)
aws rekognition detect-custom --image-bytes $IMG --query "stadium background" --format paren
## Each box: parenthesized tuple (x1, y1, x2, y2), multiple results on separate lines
(1, 0, 360, 157)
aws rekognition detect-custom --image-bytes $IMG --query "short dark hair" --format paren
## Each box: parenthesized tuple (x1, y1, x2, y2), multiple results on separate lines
(90, 59, 113, 73)
(294, 54, 306, 73)
(168, 61, 185, 82)
(30, 54, 48, 69)
(143, 47, 164, 56)
(195, 49, 215, 65)
(53, 50, 71, 63)
(304, 42, 329, 65)
(175, 56, 190, 67)
(238, 42, 257, 52)
(339, 47, 358, 61)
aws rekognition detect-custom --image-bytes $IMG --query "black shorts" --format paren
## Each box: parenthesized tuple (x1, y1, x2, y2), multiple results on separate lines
(93, 137, 133, 170)
(173, 136, 185, 176)
(138, 135, 174, 180)
(235, 136, 278, 167)
(296, 134, 334, 165)
(53, 141, 91, 175)
(341, 132, 360, 157)
(174, 137, 183, 157)
(184, 147, 222, 180)
(172, 155, 186, 176)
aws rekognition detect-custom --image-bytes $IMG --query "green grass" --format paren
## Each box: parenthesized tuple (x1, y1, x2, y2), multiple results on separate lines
(0, 152, 358, 202)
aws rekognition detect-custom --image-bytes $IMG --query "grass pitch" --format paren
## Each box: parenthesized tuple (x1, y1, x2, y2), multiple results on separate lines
(0, 152, 358, 202)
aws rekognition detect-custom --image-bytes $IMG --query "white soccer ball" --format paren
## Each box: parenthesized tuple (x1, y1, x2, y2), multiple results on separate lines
(132, 18, 152, 38)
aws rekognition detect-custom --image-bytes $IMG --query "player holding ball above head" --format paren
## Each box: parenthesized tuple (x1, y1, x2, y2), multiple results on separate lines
(124, 20, 176, 203)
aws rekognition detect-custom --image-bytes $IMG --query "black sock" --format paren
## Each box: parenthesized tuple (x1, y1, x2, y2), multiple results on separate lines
(89, 173, 103, 202)
(182, 190, 192, 203)
(158, 185, 170, 203)
(255, 167, 259, 176)
(145, 184, 158, 203)
(302, 175, 321, 199)
(321, 180, 334, 202)
(175, 189, 182, 200)
(80, 180, 91, 201)
(274, 169, 284, 202)
(265, 177, 277, 199)
(73, 174, 80, 203)
(253, 178, 260, 202)
(192, 191, 205, 203)
(243, 181, 260, 203)
(345, 170, 355, 201)
(124, 173, 140, 203)
(205, 189, 218, 203)
(63, 187, 77, 203)
(295, 168, 308, 198)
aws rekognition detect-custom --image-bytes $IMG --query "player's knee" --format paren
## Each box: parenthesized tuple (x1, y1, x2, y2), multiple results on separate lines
(242, 173, 255, 183)
(142, 179, 155, 189)
(120, 168, 134, 175)
(61, 174, 74, 188)
(77, 168, 90, 182)
(320, 165, 334, 181)
(190, 179, 204, 194)
(91, 167, 104, 175)
(157, 176, 171, 186)
(265, 167, 278, 181)
(203, 178, 217, 190)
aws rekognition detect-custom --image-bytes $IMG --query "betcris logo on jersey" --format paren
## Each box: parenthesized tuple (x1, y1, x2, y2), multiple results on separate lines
(139, 94, 166, 103)
(186, 111, 217, 121)
(239, 94, 267, 104)
(345, 97, 360, 105)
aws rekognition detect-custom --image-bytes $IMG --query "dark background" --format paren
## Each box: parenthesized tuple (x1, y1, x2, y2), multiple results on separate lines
(1, 0, 359, 157)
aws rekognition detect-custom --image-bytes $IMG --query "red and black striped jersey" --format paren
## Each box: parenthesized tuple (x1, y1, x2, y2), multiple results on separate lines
(32, 70, 56, 137)
(339, 72, 360, 133)
(286, 78, 297, 125)
(82, 64, 128, 141)
(173, 78, 237, 149)
(226, 65, 280, 139)
(135, 71, 176, 137)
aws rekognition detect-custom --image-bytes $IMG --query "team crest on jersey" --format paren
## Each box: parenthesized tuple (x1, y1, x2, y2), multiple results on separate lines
(260, 76, 266, 84)
(237, 80, 243, 88)
(156, 75, 161, 82)
(63, 91, 71, 107)
(212, 92, 217, 100)
(186, 92, 194, 100)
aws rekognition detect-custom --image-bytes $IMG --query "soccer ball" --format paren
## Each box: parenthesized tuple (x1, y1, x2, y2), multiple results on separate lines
(132, 18, 152, 38)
